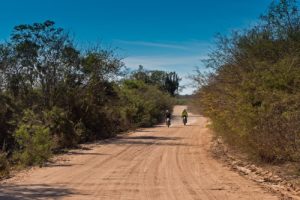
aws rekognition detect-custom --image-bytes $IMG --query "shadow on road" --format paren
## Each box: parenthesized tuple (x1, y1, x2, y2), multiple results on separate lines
(126, 136, 182, 140)
(185, 124, 201, 127)
(45, 163, 78, 168)
(66, 152, 108, 156)
(134, 129, 158, 133)
(0, 184, 76, 200)
(111, 135, 195, 147)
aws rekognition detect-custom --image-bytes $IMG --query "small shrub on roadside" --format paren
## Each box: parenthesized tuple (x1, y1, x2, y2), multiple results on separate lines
(14, 116, 53, 166)
(0, 151, 9, 178)
(44, 107, 79, 148)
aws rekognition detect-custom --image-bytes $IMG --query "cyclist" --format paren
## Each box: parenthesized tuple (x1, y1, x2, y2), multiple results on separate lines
(165, 110, 171, 127)
(182, 109, 188, 125)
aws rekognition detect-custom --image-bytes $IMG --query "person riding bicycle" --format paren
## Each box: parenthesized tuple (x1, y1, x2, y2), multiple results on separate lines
(165, 110, 171, 127)
(181, 109, 188, 125)
(165, 110, 171, 120)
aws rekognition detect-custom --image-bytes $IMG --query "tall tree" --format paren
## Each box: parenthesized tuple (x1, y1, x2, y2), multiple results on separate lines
(7, 20, 78, 107)
(131, 67, 181, 96)
(164, 72, 180, 96)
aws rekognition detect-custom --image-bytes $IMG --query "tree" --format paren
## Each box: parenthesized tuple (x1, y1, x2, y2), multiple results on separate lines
(261, 0, 300, 39)
(131, 67, 181, 96)
(164, 72, 180, 96)
(6, 20, 78, 107)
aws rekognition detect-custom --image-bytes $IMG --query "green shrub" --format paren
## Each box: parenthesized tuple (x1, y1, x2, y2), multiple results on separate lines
(44, 107, 79, 148)
(120, 80, 174, 127)
(0, 151, 9, 178)
(14, 123, 53, 166)
(0, 94, 19, 151)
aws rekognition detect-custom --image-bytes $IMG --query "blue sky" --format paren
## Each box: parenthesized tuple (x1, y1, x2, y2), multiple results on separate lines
(1, 0, 273, 94)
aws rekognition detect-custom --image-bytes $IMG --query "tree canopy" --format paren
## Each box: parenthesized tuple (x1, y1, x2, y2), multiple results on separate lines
(130, 65, 181, 96)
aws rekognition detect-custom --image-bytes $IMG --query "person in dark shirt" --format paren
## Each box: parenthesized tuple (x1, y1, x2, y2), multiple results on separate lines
(165, 110, 171, 119)
(165, 110, 171, 127)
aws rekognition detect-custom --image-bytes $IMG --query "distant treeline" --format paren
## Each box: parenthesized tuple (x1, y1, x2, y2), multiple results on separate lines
(0, 21, 179, 176)
(193, 0, 300, 162)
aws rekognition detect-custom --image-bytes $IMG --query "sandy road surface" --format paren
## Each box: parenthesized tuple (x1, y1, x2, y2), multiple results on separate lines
(0, 106, 278, 200)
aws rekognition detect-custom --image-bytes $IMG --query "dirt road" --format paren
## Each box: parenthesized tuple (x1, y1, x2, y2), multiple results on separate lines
(0, 106, 278, 200)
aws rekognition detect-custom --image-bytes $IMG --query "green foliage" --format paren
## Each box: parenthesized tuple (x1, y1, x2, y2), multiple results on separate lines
(121, 80, 174, 127)
(44, 107, 80, 148)
(14, 111, 53, 166)
(165, 72, 180, 96)
(175, 95, 192, 105)
(193, 0, 300, 162)
(0, 94, 19, 151)
(131, 65, 181, 96)
(0, 151, 9, 178)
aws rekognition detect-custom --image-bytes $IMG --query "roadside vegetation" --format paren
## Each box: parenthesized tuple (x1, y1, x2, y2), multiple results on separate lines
(192, 0, 300, 163)
(174, 95, 193, 105)
(0, 21, 179, 177)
